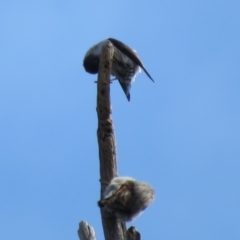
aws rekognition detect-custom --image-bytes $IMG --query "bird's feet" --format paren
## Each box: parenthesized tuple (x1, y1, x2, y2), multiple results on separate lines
(94, 78, 117, 84)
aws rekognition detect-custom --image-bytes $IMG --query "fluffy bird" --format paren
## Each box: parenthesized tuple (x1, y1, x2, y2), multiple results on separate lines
(98, 176, 154, 221)
(83, 38, 154, 101)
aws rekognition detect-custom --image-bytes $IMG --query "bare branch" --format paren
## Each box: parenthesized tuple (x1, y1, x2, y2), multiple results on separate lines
(126, 226, 141, 240)
(78, 221, 96, 240)
(96, 41, 127, 240)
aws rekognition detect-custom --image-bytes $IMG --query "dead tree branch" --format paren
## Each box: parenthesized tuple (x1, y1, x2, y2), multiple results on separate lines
(78, 221, 96, 240)
(96, 40, 127, 240)
(96, 40, 141, 240)
(78, 40, 140, 240)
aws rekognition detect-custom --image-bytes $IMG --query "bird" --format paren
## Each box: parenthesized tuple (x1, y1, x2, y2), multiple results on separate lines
(98, 176, 154, 221)
(83, 38, 154, 101)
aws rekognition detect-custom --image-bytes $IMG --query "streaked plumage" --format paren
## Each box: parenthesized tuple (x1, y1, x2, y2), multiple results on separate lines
(98, 176, 154, 221)
(83, 38, 154, 101)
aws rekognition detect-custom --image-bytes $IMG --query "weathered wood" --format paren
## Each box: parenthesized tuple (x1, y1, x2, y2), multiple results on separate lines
(126, 226, 141, 240)
(78, 221, 96, 240)
(96, 41, 117, 187)
(96, 41, 127, 240)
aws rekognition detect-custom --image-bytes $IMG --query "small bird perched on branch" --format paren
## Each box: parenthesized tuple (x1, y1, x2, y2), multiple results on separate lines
(98, 176, 154, 221)
(83, 38, 154, 101)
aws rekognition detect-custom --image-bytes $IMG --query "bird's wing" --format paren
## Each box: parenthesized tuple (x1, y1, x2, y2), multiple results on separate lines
(108, 38, 154, 82)
(118, 80, 131, 101)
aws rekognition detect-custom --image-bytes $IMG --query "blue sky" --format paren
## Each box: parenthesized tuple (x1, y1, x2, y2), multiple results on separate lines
(1, 1, 240, 239)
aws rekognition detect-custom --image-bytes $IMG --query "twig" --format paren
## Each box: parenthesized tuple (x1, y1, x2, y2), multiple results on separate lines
(78, 221, 96, 240)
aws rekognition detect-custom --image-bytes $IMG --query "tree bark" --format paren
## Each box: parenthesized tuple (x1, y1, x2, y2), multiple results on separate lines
(96, 40, 127, 240)
(78, 40, 141, 240)
(78, 221, 96, 240)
